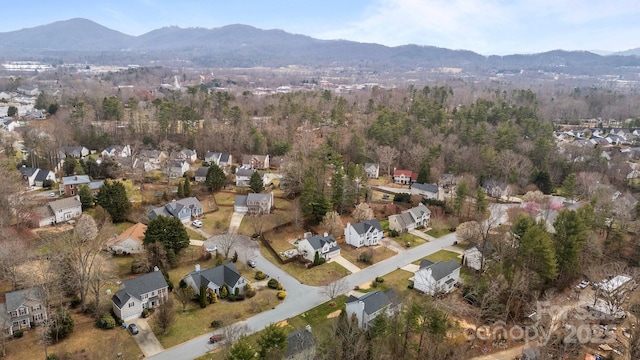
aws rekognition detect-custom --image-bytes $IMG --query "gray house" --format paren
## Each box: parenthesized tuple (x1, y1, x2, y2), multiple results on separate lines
(1, 287, 47, 336)
(364, 163, 379, 179)
(149, 197, 203, 222)
(111, 270, 169, 321)
(297, 233, 341, 262)
(285, 326, 316, 360)
(345, 289, 400, 330)
(233, 192, 274, 214)
(235, 167, 256, 187)
(182, 263, 249, 297)
(410, 182, 439, 199)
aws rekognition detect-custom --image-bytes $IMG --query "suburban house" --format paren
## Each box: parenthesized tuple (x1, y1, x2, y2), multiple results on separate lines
(410, 182, 440, 200)
(34, 196, 83, 227)
(1, 119, 19, 131)
(0, 287, 47, 336)
(297, 233, 341, 262)
(205, 152, 233, 167)
(412, 259, 461, 296)
(166, 160, 190, 179)
(242, 154, 270, 170)
(18, 166, 55, 187)
(23, 109, 47, 120)
(106, 222, 147, 254)
(182, 263, 249, 298)
(364, 163, 380, 179)
(111, 270, 169, 321)
(388, 203, 431, 233)
(463, 243, 493, 272)
(149, 197, 203, 222)
(195, 167, 209, 182)
(285, 326, 316, 360)
(59, 146, 90, 159)
(101, 145, 132, 158)
(16, 85, 40, 96)
(60, 175, 104, 196)
(345, 289, 400, 330)
(482, 180, 512, 199)
(235, 167, 256, 187)
(393, 169, 417, 185)
(170, 149, 198, 164)
(139, 150, 168, 171)
(344, 219, 384, 248)
(233, 192, 274, 214)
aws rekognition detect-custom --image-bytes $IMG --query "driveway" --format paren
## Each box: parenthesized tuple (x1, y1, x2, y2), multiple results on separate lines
(228, 212, 245, 234)
(380, 237, 405, 253)
(409, 229, 435, 241)
(130, 318, 164, 357)
(330, 255, 361, 273)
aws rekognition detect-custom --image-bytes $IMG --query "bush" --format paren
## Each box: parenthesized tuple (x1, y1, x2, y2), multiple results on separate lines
(375, 277, 384, 283)
(142, 308, 150, 318)
(13, 329, 24, 338)
(358, 251, 373, 265)
(267, 278, 279, 289)
(318, 258, 326, 265)
(232, 251, 238, 263)
(371, 281, 378, 288)
(46, 354, 58, 360)
(393, 193, 411, 203)
(255, 271, 267, 280)
(389, 229, 399, 237)
(211, 320, 223, 328)
(277, 291, 287, 300)
(96, 313, 116, 329)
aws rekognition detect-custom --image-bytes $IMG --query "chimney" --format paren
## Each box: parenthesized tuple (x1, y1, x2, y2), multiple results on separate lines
(323, 232, 328, 237)
(305, 324, 312, 333)
(195, 264, 201, 272)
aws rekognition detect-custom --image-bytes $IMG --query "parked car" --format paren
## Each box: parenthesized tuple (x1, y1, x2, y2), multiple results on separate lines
(247, 259, 257, 268)
(209, 334, 225, 343)
(205, 246, 218, 253)
(577, 280, 589, 289)
(192, 220, 203, 228)
(49, 192, 56, 197)
(128, 323, 139, 335)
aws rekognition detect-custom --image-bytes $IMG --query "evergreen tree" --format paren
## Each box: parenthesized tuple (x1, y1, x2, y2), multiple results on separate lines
(249, 171, 264, 193)
(63, 157, 77, 176)
(553, 209, 587, 285)
(257, 323, 287, 359)
(183, 177, 192, 197)
(416, 159, 430, 183)
(205, 164, 226, 191)
(531, 169, 552, 194)
(518, 224, 558, 283)
(177, 181, 185, 198)
(561, 173, 576, 200)
(77, 184, 94, 210)
(331, 165, 345, 213)
(95, 180, 131, 222)
(144, 216, 190, 254)
(227, 336, 256, 360)
(475, 187, 488, 217)
(199, 285, 207, 308)
(454, 181, 468, 216)
(220, 285, 228, 299)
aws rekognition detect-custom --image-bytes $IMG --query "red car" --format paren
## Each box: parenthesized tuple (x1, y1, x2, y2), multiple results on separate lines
(209, 334, 224, 343)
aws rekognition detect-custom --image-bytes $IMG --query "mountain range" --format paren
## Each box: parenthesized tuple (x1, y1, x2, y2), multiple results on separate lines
(1, 18, 640, 74)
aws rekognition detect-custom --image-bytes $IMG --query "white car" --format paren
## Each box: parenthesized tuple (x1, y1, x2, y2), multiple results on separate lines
(192, 220, 202, 228)
(205, 246, 217, 253)
(49, 192, 56, 197)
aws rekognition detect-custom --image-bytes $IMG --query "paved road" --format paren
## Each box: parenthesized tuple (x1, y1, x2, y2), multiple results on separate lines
(147, 231, 458, 360)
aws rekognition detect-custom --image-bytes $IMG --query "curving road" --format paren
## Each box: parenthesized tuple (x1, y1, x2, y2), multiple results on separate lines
(148, 230, 458, 360)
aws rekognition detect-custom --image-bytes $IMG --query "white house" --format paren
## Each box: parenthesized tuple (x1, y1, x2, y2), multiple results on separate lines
(235, 167, 256, 187)
(18, 166, 56, 188)
(102, 145, 132, 158)
(0, 287, 47, 336)
(106, 222, 147, 254)
(463, 243, 492, 272)
(111, 270, 169, 321)
(166, 160, 190, 179)
(345, 290, 400, 330)
(388, 203, 431, 233)
(410, 183, 439, 200)
(297, 233, 341, 262)
(413, 259, 461, 296)
(170, 149, 198, 164)
(364, 163, 379, 179)
(34, 196, 83, 227)
(344, 219, 383, 248)
(182, 263, 249, 298)
(195, 167, 209, 182)
(393, 169, 416, 185)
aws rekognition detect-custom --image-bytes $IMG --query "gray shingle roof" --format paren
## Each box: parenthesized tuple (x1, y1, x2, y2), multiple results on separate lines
(407, 203, 430, 221)
(34, 169, 51, 182)
(306, 234, 337, 251)
(195, 167, 209, 177)
(4, 287, 44, 312)
(286, 329, 315, 357)
(220, 153, 230, 162)
(18, 167, 37, 177)
(235, 167, 255, 177)
(419, 259, 460, 281)
(346, 290, 391, 315)
(62, 175, 91, 185)
(186, 263, 242, 292)
(112, 271, 168, 309)
(48, 196, 81, 212)
(350, 219, 382, 236)
(411, 182, 439, 194)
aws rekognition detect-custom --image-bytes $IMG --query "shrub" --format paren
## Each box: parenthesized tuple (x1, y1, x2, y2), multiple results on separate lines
(255, 271, 267, 280)
(358, 251, 373, 265)
(277, 291, 287, 300)
(375, 277, 384, 283)
(318, 258, 326, 265)
(211, 320, 223, 328)
(371, 280, 378, 288)
(13, 329, 24, 338)
(245, 283, 256, 298)
(277, 283, 284, 290)
(179, 279, 187, 288)
(408, 284, 414, 290)
(200, 285, 208, 308)
(96, 313, 116, 329)
(393, 193, 411, 203)
(232, 251, 238, 263)
(389, 229, 399, 237)
(46, 354, 58, 360)
(220, 285, 229, 299)
(267, 278, 279, 289)
(142, 308, 150, 318)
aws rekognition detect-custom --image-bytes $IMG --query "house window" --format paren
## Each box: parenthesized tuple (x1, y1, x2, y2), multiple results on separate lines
(141, 294, 148, 300)
(32, 305, 41, 311)
(22, 319, 28, 325)
(33, 313, 43, 321)
(128, 302, 135, 308)
(18, 308, 27, 316)
(71, 190, 75, 195)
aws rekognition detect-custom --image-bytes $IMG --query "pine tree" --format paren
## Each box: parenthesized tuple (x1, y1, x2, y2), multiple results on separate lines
(227, 336, 255, 360)
(77, 184, 94, 210)
(475, 187, 487, 217)
(220, 285, 228, 299)
(416, 159, 430, 183)
(95, 180, 131, 222)
(249, 171, 264, 193)
(144, 216, 190, 254)
(205, 164, 226, 191)
(199, 285, 207, 308)
(177, 181, 185, 198)
(553, 209, 587, 285)
(183, 177, 192, 197)
(257, 323, 287, 359)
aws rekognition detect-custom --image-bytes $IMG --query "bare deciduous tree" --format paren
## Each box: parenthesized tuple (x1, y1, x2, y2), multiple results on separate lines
(0, 234, 31, 290)
(174, 285, 195, 313)
(376, 145, 399, 178)
(321, 211, 343, 238)
(351, 203, 374, 223)
(154, 297, 175, 335)
(320, 278, 349, 303)
(217, 233, 238, 259)
(248, 211, 267, 237)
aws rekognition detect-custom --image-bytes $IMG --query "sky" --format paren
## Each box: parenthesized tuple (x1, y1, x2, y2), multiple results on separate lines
(2, 0, 640, 55)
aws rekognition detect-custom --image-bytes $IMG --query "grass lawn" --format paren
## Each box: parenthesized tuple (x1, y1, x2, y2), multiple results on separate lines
(5, 309, 141, 360)
(390, 233, 426, 248)
(340, 245, 396, 269)
(426, 227, 453, 238)
(187, 228, 207, 241)
(113, 255, 135, 278)
(113, 221, 136, 234)
(412, 250, 461, 265)
(201, 205, 235, 235)
(259, 244, 348, 286)
(379, 219, 389, 231)
(213, 192, 235, 206)
(237, 208, 291, 237)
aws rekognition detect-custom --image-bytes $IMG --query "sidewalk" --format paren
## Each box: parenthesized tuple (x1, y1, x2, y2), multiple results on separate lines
(331, 255, 361, 273)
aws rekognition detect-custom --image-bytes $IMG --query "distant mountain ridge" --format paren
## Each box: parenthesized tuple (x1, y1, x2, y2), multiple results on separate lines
(0, 18, 639, 73)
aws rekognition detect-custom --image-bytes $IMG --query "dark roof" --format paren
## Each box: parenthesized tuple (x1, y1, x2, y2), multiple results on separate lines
(346, 290, 391, 315)
(235, 167, 255, 177)
(419, 259, 460, 281)
(350, 219, 382, 235)
(186, 263, 242, 291)
(34, 169, 51, 182)
(195, 167, 208, 177)
(286, 329, 315, 357)
(18, 166, 38, 177)
(150, 197, 203, 218)
(112, 271, 168, 309)
(411, 182, 439, 194)
(5, 287, 44, 312)
(48, 196, 81, 212)
(219, 153, 231, 162)
(306, 234, 336, 251)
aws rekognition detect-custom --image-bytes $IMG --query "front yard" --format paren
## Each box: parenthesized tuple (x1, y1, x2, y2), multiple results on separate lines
(340, 244, 396, 269)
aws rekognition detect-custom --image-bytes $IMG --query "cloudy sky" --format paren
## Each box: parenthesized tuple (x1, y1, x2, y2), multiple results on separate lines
(2, 0, 639, 55)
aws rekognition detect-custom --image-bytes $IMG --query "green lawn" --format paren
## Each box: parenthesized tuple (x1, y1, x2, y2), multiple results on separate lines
(391, 233, 426, 248)
(426, 227, 453, 238)
(187, 228, 206, 241)
(412, 249, 461, 265)
(379, 219, 389, 231)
